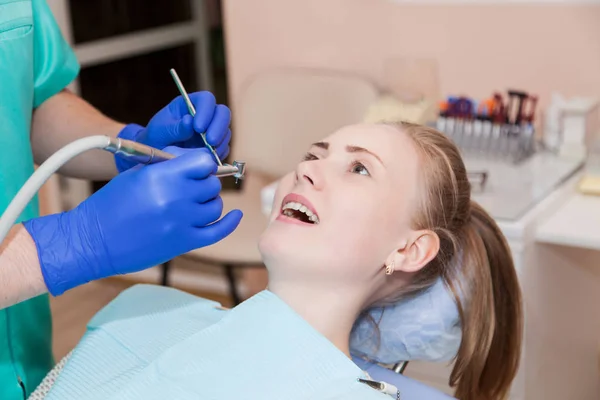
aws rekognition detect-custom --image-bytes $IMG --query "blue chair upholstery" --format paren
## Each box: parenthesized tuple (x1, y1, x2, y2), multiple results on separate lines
(351, 277, 461, 364)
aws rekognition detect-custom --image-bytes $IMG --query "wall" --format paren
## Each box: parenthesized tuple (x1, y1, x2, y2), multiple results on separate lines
(223, 0, 600, 126)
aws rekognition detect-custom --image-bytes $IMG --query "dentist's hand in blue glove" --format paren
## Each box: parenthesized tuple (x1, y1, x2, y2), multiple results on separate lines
(116, 91, 231, 172)
(23, 148, 242, 296)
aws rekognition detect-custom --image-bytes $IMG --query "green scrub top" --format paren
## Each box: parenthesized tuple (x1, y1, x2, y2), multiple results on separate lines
(0, 0, 79, 398)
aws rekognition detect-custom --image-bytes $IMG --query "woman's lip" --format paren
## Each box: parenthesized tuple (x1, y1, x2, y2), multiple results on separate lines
(280, 193, 319, 217)
(276, 214, 315, 226)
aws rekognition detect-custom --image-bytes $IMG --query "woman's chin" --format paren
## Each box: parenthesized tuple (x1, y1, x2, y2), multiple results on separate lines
(258, 230, 314, 265)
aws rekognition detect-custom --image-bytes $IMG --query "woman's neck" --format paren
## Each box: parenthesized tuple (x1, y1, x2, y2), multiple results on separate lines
(267, 279, 366, 358)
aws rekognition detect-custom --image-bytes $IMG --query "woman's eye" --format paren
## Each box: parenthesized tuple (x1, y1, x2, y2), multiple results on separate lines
(350, 161, 370, 176)
(302, 152, 318, 161)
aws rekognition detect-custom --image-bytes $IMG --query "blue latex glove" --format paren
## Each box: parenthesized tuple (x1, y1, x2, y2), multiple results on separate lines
(116, 92, 232, 173)
(24, 148, 242, 296)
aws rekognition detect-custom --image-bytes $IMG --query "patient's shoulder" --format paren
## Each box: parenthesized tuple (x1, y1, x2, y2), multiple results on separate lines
(88, 284, 225, 330)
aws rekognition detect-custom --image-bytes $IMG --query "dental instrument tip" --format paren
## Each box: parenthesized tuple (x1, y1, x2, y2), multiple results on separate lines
(232, 161, 246, 181)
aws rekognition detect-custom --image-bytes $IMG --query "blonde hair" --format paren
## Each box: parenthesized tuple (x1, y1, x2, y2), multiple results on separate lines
(377, 122, 523, 400)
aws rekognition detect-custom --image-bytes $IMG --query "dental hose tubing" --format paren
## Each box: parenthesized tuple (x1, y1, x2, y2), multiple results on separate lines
(0, 135, 112, 244)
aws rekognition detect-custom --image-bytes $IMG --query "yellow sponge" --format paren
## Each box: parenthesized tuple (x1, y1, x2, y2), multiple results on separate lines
(578, 175, 600, 195)
(363, 95, 435, 125)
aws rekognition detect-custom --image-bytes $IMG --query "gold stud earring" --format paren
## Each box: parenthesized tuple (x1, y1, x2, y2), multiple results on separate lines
(385, 261, 395, 276)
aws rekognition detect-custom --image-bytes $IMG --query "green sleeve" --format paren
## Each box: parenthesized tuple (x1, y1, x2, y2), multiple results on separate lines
(32, 0, 80, 108)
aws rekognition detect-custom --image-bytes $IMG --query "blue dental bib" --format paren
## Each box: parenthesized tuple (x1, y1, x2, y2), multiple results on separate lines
(45, 285, 389, 399)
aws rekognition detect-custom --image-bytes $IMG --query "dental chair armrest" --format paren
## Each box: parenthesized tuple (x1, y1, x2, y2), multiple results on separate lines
(352, 357, 456, 400)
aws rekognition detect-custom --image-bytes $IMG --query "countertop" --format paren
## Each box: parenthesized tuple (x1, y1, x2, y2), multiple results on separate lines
(535, 190, 600, 251)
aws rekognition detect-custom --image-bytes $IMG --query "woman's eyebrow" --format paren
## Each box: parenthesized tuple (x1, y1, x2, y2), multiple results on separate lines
(346, 145, 385, 166)
(311, 141, 329, 150)
(310, 142, 385, 167)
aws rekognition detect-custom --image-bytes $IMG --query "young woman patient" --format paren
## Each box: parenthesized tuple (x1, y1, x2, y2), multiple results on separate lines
(41, 122, 522, 400)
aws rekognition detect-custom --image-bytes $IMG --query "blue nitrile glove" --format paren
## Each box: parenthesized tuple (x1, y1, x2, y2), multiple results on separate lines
(23, 147, 243, 296)
(116, 91, 232, 173)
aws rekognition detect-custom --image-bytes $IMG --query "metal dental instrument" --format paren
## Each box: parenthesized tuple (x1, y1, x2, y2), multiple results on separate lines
(105, 136, 245, 180)
(168, 68, 246, 183)
(169, 68, 223, 166)
(357, 378, 400, 398)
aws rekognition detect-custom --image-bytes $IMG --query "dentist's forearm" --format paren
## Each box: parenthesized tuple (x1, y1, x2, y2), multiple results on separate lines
(0, 225, 47, 310)
(31, 89, 125, 181)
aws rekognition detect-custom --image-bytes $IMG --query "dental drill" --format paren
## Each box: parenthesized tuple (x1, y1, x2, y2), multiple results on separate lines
(106, 136, 246, 179)
(0, 135, 246, 246)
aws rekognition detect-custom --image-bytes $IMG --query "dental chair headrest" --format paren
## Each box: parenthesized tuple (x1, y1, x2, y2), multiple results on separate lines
(261, 180, 462, 364)
(350, 277, 461, 364)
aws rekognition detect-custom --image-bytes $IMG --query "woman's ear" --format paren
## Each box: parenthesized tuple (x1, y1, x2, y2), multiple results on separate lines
(387, 230, 439, 274)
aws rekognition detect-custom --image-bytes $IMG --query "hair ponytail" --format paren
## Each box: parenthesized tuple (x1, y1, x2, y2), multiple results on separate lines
(377, 122, 523, 399)
(448, 201, 523, 400)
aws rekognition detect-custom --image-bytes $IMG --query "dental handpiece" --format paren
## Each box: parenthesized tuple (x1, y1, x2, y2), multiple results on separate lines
(104, 137, 246, 181)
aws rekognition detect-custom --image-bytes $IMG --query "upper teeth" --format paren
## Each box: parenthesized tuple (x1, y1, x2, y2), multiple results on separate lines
(282, 202, 319, 223)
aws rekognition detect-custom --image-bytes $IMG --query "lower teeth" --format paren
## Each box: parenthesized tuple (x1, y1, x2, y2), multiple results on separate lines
(283, 209, 312, 223)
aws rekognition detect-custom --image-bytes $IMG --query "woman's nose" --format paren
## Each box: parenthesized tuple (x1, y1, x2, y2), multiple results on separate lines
(295, 161, 323, 189)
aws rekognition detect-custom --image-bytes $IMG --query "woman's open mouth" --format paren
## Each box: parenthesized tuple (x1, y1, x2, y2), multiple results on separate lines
(279, 194, 320, 225)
